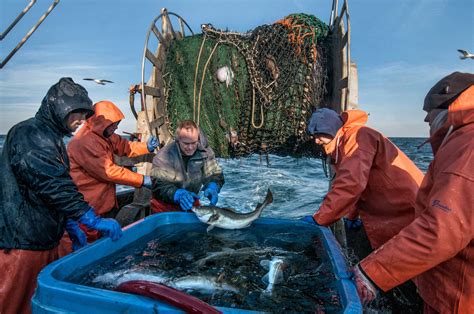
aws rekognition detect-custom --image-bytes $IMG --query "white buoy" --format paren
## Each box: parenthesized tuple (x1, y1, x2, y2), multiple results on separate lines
(215, 66, 234, 87)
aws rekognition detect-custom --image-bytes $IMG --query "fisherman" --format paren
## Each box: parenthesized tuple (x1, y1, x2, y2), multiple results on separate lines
(352, 72, 474, 312)
(59, 100, 158, 253)
(151, 120, 224, 212)
(303, 108, 424, 250)
(0, 78, 122, 314)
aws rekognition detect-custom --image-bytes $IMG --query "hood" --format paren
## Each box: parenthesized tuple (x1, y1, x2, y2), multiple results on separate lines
(35, 77, 94, 135)
(322, 110, 369, 156)
(86, 100, 125, 138)
(448, 85, 474, 128)
(340, 110, 368, 129)
(429, 85, 474, 154)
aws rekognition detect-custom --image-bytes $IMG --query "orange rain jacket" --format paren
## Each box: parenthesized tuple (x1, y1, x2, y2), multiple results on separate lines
(68, 101, 149, 215)
(360, 86, 474, 313)
(313, 110, 424, 249)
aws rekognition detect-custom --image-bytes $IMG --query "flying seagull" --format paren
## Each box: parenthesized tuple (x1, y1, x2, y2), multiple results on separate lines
(83, 78, 114, 85)
(457, 49, 474, 60)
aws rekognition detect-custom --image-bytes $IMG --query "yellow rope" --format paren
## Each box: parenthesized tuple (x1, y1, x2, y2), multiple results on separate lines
(193, 34, 207, 121)
(197, 41, 220, 126)
(251, 88, 264, 129)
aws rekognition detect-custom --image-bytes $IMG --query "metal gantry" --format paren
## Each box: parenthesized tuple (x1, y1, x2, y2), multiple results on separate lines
(0, 0, 60, 69)
(329, 0, 357, 112)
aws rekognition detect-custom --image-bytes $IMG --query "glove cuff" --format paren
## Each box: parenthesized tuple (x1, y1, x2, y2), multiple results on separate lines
(65, 219, 79, 231)
(142, 176, 152, 188)
(301, 215, 318, 225)
(206, 182, 219, 192)
(78, 207, 100, 228)
(173, 189, 185, 203)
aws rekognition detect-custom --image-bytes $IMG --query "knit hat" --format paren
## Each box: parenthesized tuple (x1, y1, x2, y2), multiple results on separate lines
(307, 108, 343, 138)
(423, 72, 474, 112)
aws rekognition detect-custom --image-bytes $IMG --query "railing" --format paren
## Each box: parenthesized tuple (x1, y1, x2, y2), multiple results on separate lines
(0, 0, 60, 69)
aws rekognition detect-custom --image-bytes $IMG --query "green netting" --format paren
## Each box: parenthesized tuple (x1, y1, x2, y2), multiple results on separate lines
(162, 13, 330, 158)
(279, 13, 330, 45)
(163, 34, 249, 157)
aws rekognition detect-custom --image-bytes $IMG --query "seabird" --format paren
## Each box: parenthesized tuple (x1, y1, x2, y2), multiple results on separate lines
(83, 78, 114, 85)
(457, 49, 474, 60)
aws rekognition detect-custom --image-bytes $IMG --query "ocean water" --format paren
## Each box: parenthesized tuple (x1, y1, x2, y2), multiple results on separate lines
(0, 135, 432, 219)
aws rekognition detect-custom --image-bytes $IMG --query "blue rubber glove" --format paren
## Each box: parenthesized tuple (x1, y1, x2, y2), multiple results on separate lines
(78, 208, 122, 241)
(301, 215, 318, 225)
(344, 217, 363, 230)
(147, 136, 159, 152)
(173, 189, 199, 211)
(65, 219, 87, 251)
(203, 182, 219, 205)
(142, 175, 152, 189)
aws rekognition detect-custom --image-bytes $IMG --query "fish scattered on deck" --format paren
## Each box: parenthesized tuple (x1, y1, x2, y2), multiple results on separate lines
(192, 189, 273, 232)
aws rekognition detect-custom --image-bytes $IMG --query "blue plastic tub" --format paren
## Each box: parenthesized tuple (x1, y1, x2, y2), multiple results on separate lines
(32, 213, 361, 313)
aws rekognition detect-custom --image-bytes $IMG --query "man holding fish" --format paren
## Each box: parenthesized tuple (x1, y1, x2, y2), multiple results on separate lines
(150, 120, 225, 212)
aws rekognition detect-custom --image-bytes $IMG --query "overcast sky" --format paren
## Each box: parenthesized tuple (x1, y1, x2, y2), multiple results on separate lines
(1, 0, 473, 136)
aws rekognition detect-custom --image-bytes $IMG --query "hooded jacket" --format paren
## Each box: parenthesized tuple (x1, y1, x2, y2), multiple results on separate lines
(151, 130, 224, 203)
(313, 110, 424, 249)
(0, 78, 93, 250)
(360, 86, 474, 313)
(67, 101, 149, 215)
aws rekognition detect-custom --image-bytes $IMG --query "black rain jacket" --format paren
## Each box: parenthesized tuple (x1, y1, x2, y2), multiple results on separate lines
(0, 78, 94, 250)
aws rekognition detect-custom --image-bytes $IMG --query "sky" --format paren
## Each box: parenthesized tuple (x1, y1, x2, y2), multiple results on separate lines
(1, 0, 473, 137)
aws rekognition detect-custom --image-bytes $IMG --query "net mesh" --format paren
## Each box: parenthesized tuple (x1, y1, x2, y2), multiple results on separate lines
(162, 13, 330, 158)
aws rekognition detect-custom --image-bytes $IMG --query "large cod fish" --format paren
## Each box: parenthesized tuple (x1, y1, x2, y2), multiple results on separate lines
(192, 189, 273, 232)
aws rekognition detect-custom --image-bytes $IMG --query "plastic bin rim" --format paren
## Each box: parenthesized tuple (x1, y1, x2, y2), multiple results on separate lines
(34, 213, 361, 313)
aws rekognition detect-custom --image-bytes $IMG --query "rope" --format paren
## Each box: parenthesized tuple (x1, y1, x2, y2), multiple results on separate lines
(193, 34, 207, 121)
(251, 88, 264, 128)
(197, 41, 220, 126)
(274, 13, 328, 63)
